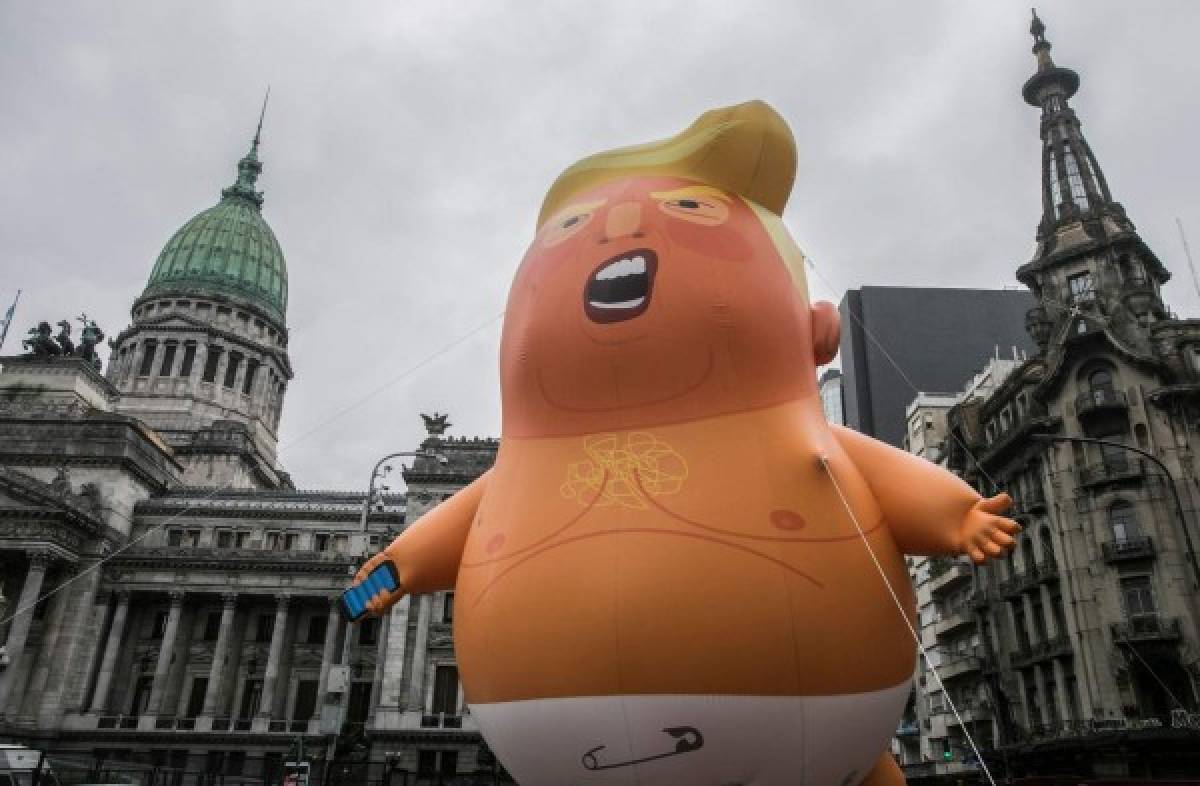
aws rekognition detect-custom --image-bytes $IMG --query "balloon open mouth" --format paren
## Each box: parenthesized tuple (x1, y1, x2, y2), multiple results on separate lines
(584, 249, 658, 324)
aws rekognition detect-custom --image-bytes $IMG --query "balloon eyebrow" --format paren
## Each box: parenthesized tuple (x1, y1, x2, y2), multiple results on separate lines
(544, 198, 607, 228)
(650, 185, 731, 203)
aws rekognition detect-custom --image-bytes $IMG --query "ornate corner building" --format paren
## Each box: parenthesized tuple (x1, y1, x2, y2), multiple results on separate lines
(0, 124, 499, 783)
(895, 12, 1200, 782)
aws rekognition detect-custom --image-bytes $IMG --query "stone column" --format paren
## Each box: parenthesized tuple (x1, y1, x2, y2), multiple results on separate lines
(406, 595, 433, 712)
(315, 597, 341, 703)
(369, 614, 390, 714)
(0, 553, 51, 713)
(146, 591, 184, 718)
(23, 565, 76, 716)
(37, 561, 103, 727)
(200, 593, 238, 723)
(373, 596, 411, 729)
(256, 594, 290, 726)
(89, 591, 131, 713)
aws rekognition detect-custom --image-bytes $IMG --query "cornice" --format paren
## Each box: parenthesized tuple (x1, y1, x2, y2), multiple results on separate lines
(112, 547, 357, 573)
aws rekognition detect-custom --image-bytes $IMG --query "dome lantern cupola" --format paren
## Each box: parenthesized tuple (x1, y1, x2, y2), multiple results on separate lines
(140, 92, 287, 325)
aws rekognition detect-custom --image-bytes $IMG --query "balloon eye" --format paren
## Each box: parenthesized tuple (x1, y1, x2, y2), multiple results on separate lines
(675, 199, 701, 209)
(562, 214, 585, 228)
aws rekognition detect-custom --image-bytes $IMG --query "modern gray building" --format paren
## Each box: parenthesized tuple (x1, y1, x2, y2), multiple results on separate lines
(839, 286, 1036, 448)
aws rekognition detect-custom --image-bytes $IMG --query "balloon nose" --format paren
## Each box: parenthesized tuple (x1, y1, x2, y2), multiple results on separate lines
(604, 201, 642, 241)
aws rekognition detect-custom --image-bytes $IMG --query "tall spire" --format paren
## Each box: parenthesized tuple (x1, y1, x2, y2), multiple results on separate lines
(223, 89, 270, 208)
(1021, 10, 1113, 234)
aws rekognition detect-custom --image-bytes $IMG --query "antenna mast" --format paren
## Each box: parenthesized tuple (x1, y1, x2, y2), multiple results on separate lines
(1176, 217, 1200, 303)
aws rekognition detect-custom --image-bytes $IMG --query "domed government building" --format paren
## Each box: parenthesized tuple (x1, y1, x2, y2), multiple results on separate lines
(0, 112, 501, 784)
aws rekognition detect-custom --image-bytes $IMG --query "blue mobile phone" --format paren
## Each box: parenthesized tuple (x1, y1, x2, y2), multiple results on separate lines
(340, 561, 401, 622)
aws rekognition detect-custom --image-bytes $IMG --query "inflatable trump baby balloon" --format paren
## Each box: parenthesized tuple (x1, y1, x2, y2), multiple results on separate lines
(352, 101, 1018, 786)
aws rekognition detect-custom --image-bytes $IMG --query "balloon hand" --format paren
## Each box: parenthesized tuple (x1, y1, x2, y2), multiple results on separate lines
(959, 493, 1019, 565)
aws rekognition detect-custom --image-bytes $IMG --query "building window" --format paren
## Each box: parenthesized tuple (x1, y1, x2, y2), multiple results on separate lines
(151, 611, 169, 639)
(283, 533, 297, 551)
(255, 614, 274, 643)
(239, 679, 263, 718)
(223, 352, 243, 389)
(1062, 146, 1090, 209)
(1188, 344, 1200, 373)
(333, 535, 348, 553)
(167, 529, 182, 548)
(1068, 272, 1095, 305)
(306, 615, 327, 645)
(158, 342, 177, 376)
(314, 533, 330, 552)
(1088, 367, 1114, 396)
(360, 618, 379, 647)
(203, 612, 221, 641)
(216, 530, 233, 549)
(183, 529, 201, 548)
(1047, 143, 1063, 217)
(242, 359, 259, 394)
(1109, 501, 1141, 542)
(293, 680, 319, 721)
(235, 531, 249, 548)
(226, 752, 245, 776)
(442, 593, 455, 624)
(263, 531, 280, 550)
(138, 341, 157, 376)
(202, 346, 222, 383)
(179, 342, 197, 377)
(1120, 575, 1156, 618)
(432, 664, 459, 715)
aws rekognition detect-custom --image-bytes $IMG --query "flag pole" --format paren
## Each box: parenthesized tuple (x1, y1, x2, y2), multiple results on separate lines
(0, 289, 22, 352)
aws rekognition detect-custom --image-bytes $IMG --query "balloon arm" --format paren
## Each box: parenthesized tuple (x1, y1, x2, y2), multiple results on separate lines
(830, 425, 1009, 558)
(358, 470, 490, 612)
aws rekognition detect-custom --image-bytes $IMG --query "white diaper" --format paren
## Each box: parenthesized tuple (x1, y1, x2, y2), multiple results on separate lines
(471, 681, 910, 786)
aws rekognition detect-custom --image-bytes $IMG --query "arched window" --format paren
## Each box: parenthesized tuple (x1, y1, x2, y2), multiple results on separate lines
(1039, 527, 1056, 567)
(1109, 501, 1140, 543)
(1089, 368, 1114, 393)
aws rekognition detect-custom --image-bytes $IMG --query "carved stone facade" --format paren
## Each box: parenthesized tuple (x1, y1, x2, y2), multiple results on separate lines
(895, 14, 1200, 782)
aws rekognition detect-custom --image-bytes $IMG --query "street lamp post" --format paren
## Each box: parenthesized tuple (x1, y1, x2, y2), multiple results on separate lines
(325, 449, 447, 785)
(1031, 433, 1200, 589)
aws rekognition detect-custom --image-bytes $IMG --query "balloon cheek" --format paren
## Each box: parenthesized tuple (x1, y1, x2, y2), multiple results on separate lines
(662, 221, 752, 261)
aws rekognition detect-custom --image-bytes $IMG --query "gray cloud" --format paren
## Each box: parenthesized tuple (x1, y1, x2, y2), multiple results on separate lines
(3, 1, 1198, 489)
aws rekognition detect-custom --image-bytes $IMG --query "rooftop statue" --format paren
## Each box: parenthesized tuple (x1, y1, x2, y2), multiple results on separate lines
(19, 315, 105, 369)
(421, 411, 452, 436)
(22, 322, 61, 358)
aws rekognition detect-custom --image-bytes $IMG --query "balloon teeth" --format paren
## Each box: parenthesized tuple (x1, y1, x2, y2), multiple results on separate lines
(589, 297, 646, 310)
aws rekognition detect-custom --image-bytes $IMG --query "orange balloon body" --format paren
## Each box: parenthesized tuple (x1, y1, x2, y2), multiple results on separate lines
(358, 125, 1015, 785)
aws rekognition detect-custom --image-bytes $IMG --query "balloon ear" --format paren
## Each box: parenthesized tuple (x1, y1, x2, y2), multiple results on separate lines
(811, 301, 840, 366)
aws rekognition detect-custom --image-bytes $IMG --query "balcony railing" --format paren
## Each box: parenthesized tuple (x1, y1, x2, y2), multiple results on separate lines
(999, 565, 1041, 597)
(929, 561, 973, 596)
(421, 713, 464, 729)
(1078, 457, 1146, 487)
(1075, 387, 1129, 418)
(934, 608, 975, 639)
(1036, 560, 1060, 583)
(1102, 536, 1156, 563)
(1011, 634, 1072, 668)
(940, 653, 983, 681)
(1112, 615, 1182, 643)
(896, 721, 920, 737)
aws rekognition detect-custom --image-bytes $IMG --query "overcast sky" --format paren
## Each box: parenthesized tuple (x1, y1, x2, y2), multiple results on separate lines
(3, 1, 1199, 491)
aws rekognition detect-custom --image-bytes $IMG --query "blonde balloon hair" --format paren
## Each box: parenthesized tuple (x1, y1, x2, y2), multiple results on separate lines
(538, 100, 810, 300)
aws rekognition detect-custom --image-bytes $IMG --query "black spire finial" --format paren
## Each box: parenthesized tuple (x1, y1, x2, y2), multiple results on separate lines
(1030, 9, 1047, 45)
(253, 86, 270, 151)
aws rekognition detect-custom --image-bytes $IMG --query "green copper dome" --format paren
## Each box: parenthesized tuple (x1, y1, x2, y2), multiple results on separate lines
(142, 134, 288, 322)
